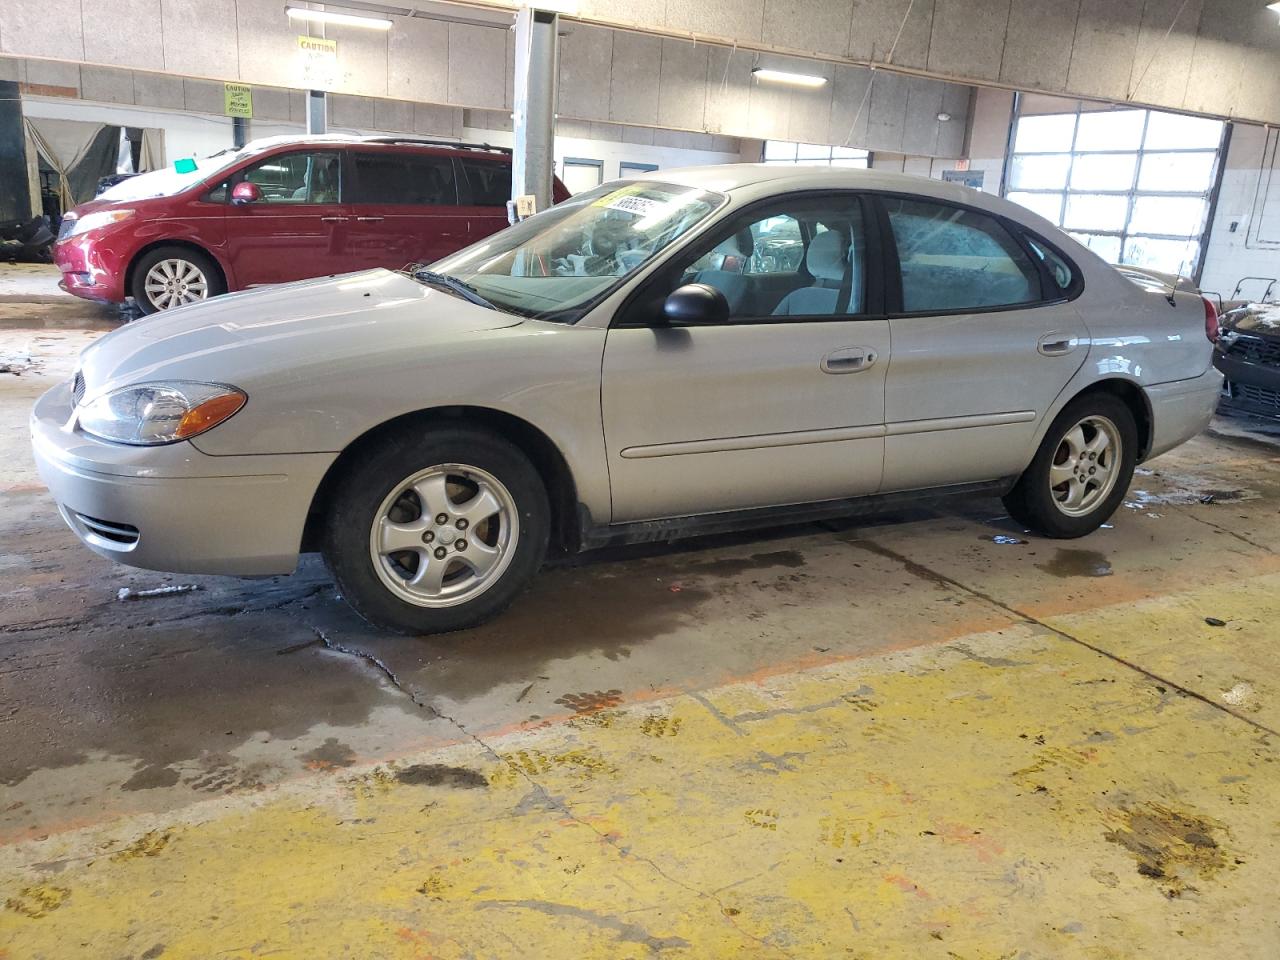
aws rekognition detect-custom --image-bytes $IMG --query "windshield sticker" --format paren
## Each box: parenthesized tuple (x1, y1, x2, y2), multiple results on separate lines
(601, 194, 666, 218)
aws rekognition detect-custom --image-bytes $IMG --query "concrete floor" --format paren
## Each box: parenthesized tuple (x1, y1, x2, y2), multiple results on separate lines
(2, 269, 1280, 957)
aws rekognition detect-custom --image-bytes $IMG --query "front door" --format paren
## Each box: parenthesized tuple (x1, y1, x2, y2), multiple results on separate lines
(876, 196, 1090, 491)
(601, 194, 890, 523)
(223, 149, 350, 286)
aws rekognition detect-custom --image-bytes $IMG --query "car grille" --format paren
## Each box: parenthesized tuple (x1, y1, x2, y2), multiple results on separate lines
(1222, 334, 1280, 367)
(72, 512, 140, 546)
(1236, 383, 1280, 411)
(72, 371, 86, 406)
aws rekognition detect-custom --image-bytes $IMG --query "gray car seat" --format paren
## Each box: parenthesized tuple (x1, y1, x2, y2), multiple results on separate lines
(693, 228, 755, 315)
(772, 229, 860, 316)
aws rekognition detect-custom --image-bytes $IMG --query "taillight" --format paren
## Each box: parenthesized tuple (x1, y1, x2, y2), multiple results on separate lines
(1202, 295, 1219, 343)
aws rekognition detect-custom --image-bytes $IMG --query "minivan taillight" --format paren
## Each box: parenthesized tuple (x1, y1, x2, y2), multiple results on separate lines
(1202, 296, 1219, 343)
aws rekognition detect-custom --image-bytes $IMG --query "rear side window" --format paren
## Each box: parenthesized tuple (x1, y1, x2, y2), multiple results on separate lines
(886, 198, 1041, 313)
(459, 159, 511, 206)
(1025, 236, 1075, 294)
(351, 152, 457, 206)
(242, 151, 341, 204)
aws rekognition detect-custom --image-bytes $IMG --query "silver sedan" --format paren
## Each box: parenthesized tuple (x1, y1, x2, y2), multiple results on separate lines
(31, 166, 1223, 633)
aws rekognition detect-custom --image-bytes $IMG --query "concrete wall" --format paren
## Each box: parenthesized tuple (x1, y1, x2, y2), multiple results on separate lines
(0, 5, 973, 158)
(2, 0, 1274, 125)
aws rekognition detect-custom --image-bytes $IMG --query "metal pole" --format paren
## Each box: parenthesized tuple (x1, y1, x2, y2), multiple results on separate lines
(232, 116, 249, 148)
(307, 90, 327, 135)
(511, 7, 559, 213)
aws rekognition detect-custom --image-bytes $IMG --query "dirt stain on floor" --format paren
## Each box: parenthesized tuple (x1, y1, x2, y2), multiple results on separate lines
(1104, 802, 1233, 897)
(301, 738, 358, 772)
(1038, 549, 1113, 579)
(395, 763, 488, 789)
(121, 764, 181, 792)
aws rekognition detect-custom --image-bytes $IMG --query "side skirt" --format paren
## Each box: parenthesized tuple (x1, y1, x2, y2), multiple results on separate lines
(577, 478, 1018, 551)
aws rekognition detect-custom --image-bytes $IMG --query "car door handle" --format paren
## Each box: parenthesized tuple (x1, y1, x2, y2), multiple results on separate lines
(821, 347, 879, 374)
(320, 216, 349, 223)
(355, 216, 384, 222)
(1038, 333, 1079, 357)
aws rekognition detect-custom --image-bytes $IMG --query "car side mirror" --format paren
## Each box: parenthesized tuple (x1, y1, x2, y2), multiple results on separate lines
(231, 181, 262, 204)
(663, 283, 729, 325)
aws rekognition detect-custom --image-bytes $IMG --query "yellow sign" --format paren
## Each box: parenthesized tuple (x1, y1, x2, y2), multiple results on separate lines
(223, 82, 253, 119)
(297, 35, 339, 90)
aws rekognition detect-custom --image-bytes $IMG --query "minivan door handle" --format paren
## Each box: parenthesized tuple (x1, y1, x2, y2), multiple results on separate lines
(1038, 333, 1079, 357)
(320, 216, 349, 223)
(355, 216, 385, 222)
(821, 347, 879, 374)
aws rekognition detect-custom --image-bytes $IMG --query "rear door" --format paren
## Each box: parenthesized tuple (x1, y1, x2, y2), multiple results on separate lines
(346, 149, 469, 268)
(455, 156, 514, 244)
(875, 195, 1089, 491)
(223, 149, 350, 286)
(601, 192, 890, 522)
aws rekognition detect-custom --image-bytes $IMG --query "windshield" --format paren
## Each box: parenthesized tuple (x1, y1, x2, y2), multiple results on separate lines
(96, 150, 247, 203)
(428, 181, 724, 322)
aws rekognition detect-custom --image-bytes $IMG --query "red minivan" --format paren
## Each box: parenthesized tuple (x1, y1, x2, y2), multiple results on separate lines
(54, 135, 570, 314)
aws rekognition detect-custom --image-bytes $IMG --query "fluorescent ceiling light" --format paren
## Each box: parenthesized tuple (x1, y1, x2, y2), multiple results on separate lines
(286, 5, 394, 29)
(1270, 1, 1280, 17)
(752, 68, 827, 88)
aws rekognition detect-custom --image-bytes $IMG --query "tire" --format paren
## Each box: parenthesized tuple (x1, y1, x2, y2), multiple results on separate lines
(130, 245, 225, 314)
(1002, 393, 1138, 539)
(322, 425, 550, 635)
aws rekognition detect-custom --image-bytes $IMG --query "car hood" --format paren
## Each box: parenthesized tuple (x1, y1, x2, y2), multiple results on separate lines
(76, 269, 524, 399)
(1219, 301, 1280, 341)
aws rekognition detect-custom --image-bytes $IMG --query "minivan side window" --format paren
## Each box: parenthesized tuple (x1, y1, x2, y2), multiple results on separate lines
(885, 198, 1041, 313)
(459, 159, 512, 206)
(242, 151, 341, 204)
(352, 152, 457, 205)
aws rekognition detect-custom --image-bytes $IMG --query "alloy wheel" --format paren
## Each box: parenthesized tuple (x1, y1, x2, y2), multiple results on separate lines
(367, 463, 520, 608)
(143, 258, 209, 310)
(1048, 415, 1122, 517)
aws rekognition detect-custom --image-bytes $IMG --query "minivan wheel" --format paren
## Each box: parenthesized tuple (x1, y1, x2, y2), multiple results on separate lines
(1002, 393, 1137, 538)
(130, 246, 225, 314)
(322, 426, 550, 634)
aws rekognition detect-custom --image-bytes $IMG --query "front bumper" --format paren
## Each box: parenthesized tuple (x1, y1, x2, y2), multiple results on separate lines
(1144, 367, 1223, 460)
(1213, 349, 1280, 418)
(53, 235, 128, 303)
(30, 379, 335, 576)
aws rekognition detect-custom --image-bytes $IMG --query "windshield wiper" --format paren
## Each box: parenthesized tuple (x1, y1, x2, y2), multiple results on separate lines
(409, 268, 497, 311)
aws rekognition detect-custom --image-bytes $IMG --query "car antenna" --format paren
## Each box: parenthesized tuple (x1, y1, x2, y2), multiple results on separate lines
(1165, 255, 1190, 308)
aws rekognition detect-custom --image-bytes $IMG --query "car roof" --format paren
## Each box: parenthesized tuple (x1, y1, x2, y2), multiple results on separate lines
(647, 163, 1026, 216)
(237, 134, 511, 158)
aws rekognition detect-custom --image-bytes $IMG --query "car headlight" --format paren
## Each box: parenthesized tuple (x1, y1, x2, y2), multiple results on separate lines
(78, 381, 246, 445)
(66, 209, 135, 237)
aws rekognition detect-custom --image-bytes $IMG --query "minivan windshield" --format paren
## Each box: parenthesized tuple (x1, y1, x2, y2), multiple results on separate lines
(427, 181, 724, 323)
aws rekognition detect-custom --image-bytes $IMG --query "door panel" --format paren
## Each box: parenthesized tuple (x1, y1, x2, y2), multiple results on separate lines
(346, 150, 469, 268)
(602, 322, 890, 521)
(224, 150, 349, 286)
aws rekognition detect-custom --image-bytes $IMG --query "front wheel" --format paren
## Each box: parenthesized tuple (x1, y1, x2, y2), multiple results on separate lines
(322, 426, 550, 634)
(130, 246, 225, 314)
(1003, 394, 1137, 538)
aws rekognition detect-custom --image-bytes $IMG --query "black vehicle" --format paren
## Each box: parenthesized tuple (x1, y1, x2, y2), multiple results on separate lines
(1214, 302, 1280, 418)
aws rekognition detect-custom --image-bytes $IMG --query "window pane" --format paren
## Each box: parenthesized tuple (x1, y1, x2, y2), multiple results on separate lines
(460, 159, 511, 206)
(796, 142, 830, 160)
(1063, 193, 1129, 231)
(830, 156, 869, 167)
(886, 198, 1040, 312)
(1070, 153, 1137, 191)
(1143, 111, 1223, 150)
(1137, 152, 1216, 192)
(764, 140, 797, 161)
(1074, 110, 1146, 151)
(1008, 191, 1065, 224)
(353, 152, 454, 205)
(1068, 232, 1122, 262)
(245, 152, 340, 203)
(832, 146, 867, 159)
(1129, 195, 1206, 235)
(1013, 114, 1076, 153)
(1026, 237, 1074, 291)
(1010, 154, 1071, 190)
(1123, 237, 1200, 274)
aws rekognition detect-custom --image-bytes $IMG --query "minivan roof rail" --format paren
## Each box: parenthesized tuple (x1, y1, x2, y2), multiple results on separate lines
(359, 136, 512, 156)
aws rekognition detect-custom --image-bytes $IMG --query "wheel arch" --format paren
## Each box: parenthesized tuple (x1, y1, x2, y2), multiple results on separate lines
(1063, 378, 1154, 460)
(126, 239, 229, 299)
(302, 405, 583, 557)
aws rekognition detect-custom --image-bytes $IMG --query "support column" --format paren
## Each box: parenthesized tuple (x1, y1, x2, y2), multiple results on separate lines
(232, 116, 249, 148)
(306, 91, 327, 135)
(511, 7, 559, 213)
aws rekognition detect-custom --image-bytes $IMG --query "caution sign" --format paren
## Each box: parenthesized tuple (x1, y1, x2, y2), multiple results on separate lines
(297, 35, 338, 90)
(223, 82, 253, 119)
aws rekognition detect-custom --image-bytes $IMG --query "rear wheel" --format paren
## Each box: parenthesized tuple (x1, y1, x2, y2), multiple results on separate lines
(130, 246, 225, 314)
(1003, 393, 1137, 538)
(322, 426, 550, 634)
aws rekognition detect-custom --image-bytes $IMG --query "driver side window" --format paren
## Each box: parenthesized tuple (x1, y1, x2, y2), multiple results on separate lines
(240, 151, 341, 204)
(668, 195, 867, 322)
